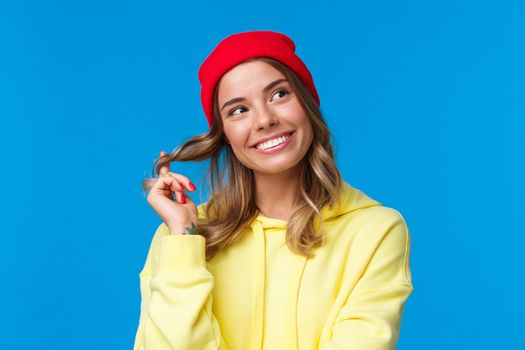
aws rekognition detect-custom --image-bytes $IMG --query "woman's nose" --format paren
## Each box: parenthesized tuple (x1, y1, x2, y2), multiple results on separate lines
(253, 107, 279, 130)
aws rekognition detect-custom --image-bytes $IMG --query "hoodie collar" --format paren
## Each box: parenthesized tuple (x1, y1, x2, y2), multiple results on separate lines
(250, 181, 381, 231)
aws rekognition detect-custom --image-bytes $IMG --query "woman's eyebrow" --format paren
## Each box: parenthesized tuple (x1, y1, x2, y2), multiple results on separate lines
(220, 78, 288, 112)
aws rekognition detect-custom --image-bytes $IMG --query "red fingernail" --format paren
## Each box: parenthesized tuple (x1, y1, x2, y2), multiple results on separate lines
(189, 182, 196, 191)
(181, 193, 186, 204)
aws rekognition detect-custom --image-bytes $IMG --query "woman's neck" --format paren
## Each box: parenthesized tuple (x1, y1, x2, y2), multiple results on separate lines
(254, 169, 300, 221)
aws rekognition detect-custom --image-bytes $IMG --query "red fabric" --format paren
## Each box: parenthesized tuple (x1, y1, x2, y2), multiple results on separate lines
(198, 30, 320, 128)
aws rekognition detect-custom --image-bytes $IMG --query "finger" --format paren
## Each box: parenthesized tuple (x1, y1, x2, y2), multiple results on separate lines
(153, 174, 185, 204)
(164, 173, 185, 192)
(165, 175, 188, 204)
(159, 151, 170, 176)
(161, 188, 174, 201)
(151, 173, 172, 192)
(163, 174, 191, 205)
(165, 172, 196, 192)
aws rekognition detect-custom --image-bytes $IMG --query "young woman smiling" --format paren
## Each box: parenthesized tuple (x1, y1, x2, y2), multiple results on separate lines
(135, 30, 414, 350)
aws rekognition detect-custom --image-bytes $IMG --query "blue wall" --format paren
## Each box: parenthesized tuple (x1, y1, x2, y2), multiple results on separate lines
(1, 0, 523, 348)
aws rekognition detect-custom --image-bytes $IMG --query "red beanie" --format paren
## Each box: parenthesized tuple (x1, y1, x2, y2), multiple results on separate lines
(198, 30, 321, 128)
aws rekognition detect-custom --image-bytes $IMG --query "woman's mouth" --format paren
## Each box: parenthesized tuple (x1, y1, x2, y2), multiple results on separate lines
(252, 131, 295, 154)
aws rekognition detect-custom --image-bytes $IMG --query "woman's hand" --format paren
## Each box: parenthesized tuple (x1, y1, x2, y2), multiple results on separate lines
(146, 151, 198, 235)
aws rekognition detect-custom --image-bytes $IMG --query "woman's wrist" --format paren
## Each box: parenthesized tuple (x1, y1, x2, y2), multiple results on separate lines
(168, 222, 199, 235)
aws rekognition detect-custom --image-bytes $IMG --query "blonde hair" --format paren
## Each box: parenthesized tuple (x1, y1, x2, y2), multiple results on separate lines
(142, 57, 342, 260)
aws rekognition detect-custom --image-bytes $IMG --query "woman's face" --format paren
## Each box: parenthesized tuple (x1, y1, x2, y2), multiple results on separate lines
(217, 60, 313, 176)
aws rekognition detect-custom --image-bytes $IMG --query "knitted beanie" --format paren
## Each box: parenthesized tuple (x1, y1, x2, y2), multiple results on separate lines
(198, 30, 320, 127)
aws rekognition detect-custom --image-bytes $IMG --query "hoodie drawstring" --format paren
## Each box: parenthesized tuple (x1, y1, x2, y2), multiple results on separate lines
(251, 220, 266, 350)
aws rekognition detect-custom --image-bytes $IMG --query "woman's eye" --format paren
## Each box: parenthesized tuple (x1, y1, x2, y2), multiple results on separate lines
(227, 89, 289, 117)
(271, 88, 289, 102)
(229, 106, 247, 116)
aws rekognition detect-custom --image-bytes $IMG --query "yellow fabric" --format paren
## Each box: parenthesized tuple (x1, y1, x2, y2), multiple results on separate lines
(133, 181, 414, 350)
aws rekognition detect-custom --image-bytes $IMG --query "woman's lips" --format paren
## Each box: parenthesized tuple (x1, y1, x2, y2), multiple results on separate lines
(251, 131, 295, 154)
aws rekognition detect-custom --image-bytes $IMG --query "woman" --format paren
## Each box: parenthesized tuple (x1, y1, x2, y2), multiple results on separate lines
(134, 30, 414, 350)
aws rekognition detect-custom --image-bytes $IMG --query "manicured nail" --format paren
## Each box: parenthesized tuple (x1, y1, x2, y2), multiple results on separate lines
(181, 193, 186, 204)
(189, 182, 196, 191)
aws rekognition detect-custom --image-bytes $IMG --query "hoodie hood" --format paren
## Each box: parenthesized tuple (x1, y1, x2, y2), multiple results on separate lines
(250, 180, 382, 231)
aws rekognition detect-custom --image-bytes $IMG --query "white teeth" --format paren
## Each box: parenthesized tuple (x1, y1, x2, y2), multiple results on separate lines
(256, 134, 290, 150)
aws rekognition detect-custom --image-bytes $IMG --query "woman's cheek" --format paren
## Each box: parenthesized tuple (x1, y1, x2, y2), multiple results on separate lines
(224, 126, 249, 148)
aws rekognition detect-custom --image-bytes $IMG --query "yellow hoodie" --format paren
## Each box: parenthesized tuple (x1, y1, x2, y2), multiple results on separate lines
(133, 181, 414, 350)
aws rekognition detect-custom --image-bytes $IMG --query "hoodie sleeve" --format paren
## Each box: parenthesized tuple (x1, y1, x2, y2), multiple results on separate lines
(133, 223, 228, 350)
(320, 209, 414, 350)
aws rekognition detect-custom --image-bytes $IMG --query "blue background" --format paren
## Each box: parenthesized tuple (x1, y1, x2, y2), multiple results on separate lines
(1, 0, 523, 348)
